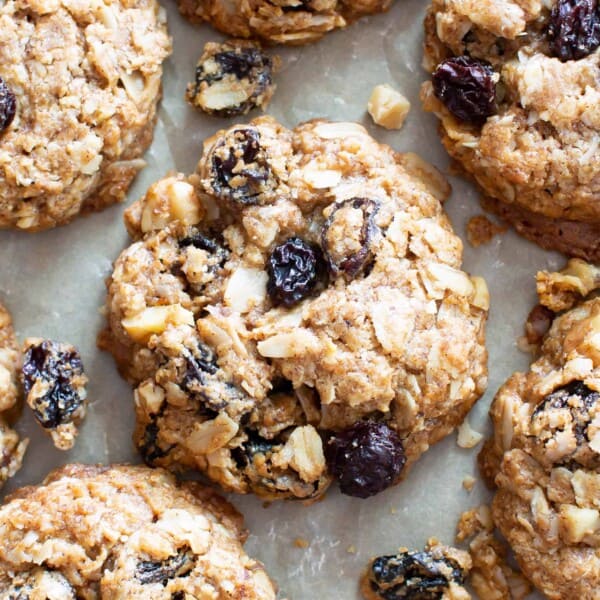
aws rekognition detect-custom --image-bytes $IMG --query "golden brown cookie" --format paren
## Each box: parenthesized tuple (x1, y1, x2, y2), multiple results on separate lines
(421, 0, 600, 260)
(0, 0, 171, 231)
(100, 116, 489, 501)
(0, 464, 276, 598)
(480, 260, 600, 599)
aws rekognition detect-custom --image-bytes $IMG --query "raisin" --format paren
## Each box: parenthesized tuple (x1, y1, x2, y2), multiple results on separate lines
(0, 77, 16, 132)
(321, 198, 379, 280)
(547, 0, 600, 61)
(325, 421, 406, 498)
(524, 304, 555, 345)
(267, 237, 324, 307)
(22, 340, 86, 429)
(138, 421, 173, 464)
(366, 551, 465, 600)
(532, 381, 599, 467)
(136, 549, 194, 585)
(208, 127, 274, 205)
(188, 44, 274, 117)
(432, 56, 497, 125)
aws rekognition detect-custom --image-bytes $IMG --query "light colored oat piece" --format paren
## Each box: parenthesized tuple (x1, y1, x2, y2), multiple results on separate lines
(367, 84, 411, 130)
(0, 0, 171, 232)
(0, 464, 276, 598)
(421, 0, 600, 260)
(177, 0, 393, 44)
(479, 261, 600, 599)
(0, 302, 27, 488)
(186, 39, 279, 118)
(361, 539, 472, 600)
(100, 116, 488, 501)
(21, 338, 88, 451)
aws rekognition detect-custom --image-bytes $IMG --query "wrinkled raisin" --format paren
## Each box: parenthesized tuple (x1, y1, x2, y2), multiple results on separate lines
(267, 237, 324, 307)
(188, 44, 274, 117)
(322, 198, 379, 280)
(325, 421, 406, 498)
(138, 421, 173, 464)
(547, 0, 600, 61)
(366, 551, 465, 600)
(136, 549, 194, 585)
(0, 77, 16, 132)
(22, 340, 86, 429)
(209, 127, 274, 204)
(532, 380, 599, 467)
(432, 56, 497, 125)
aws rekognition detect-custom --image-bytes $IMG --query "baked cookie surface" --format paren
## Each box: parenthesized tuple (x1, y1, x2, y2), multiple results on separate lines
(479, 260, 600, 599)
(0, 0, 171, 231)
(100, 116, 489, 501)
(0, 302, 27, 488)
(177, 0, 393, 44)
(421, 0, 600, 260)
(0, 464, 276, 599)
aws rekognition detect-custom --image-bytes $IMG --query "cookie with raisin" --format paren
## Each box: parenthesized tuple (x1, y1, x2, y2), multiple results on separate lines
(100, 116, 489, 501)
(0, 464, 276, 598)
(479, 260, 600, 599)
(0, 0, 171, 231)
(421, 0, 600, 260)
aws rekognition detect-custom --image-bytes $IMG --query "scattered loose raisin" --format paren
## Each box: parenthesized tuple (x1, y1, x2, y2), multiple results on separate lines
(325, 421, 406, 498)
(0, 77, 16, 132)
(267, 237, 324, 307)
(547, 0, 600, 61)
(432, 56, 497, 125)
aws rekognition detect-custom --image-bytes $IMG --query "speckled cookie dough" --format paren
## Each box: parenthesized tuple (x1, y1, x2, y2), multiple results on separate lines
(100, 116, 489, 501)
(0, 464, 277, 599)
(421, 0, 600, 260)
(186, 39, 279, 118)
(21, 338, 88, 451)
(177, 0, 394, 44)
(0, 302, 27, 488)
(0, 0, 171, 232)
(479, 261, 600, 599)
(361, 539, 472, 600)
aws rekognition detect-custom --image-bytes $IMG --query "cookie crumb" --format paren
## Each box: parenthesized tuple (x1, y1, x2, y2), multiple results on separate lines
(367, 84, 411, 130)
(294, 537, 310, 549)
(456, 419, 483, 449)
(466, 215, 506, 247)
(347, 544, 357, 554)
(462, 475, 475, 492)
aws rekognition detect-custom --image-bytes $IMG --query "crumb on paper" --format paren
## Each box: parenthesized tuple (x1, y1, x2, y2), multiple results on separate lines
(294, 537, 309, 549)
(457, 506, 532, 600)
(462, 475, 476, 492)
(390, 506, 397, 514)
(367, 84, 410, 130)
(466, 215, 507, 247)
(457, 419, 483, 449)
(347, 544, 357, 554)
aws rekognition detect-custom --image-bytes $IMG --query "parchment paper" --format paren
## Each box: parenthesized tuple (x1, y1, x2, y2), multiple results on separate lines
(0, 1, 558, 597)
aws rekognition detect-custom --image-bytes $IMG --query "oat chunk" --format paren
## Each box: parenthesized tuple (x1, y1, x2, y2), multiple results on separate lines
(0, 302, 27, 488)
(422, 0, 600, 260)
(0, 464, 276, 598)
(22, 338, 88, 450)
(187, 40, 278, 117)
(0, 0, 171, 231)
(479, 261, 600, 598)
(101, 116, 488, 501)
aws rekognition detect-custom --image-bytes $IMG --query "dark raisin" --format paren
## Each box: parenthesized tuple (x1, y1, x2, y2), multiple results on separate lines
(321, 198, 380, 280)
(136, 548, 194, 585)
(22, 340, 86, 429)
(267, 237, 324, 307)
(547, 0, 600, 61)
(209, 127, 274, 205)
(432, 56, 497, 125)
(532, 380, 599, 467)
(325, 421, 406, 498)
(366, 551, 466, 600)
(138, 421, 173, 464)
(0, 77, 16, 132)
